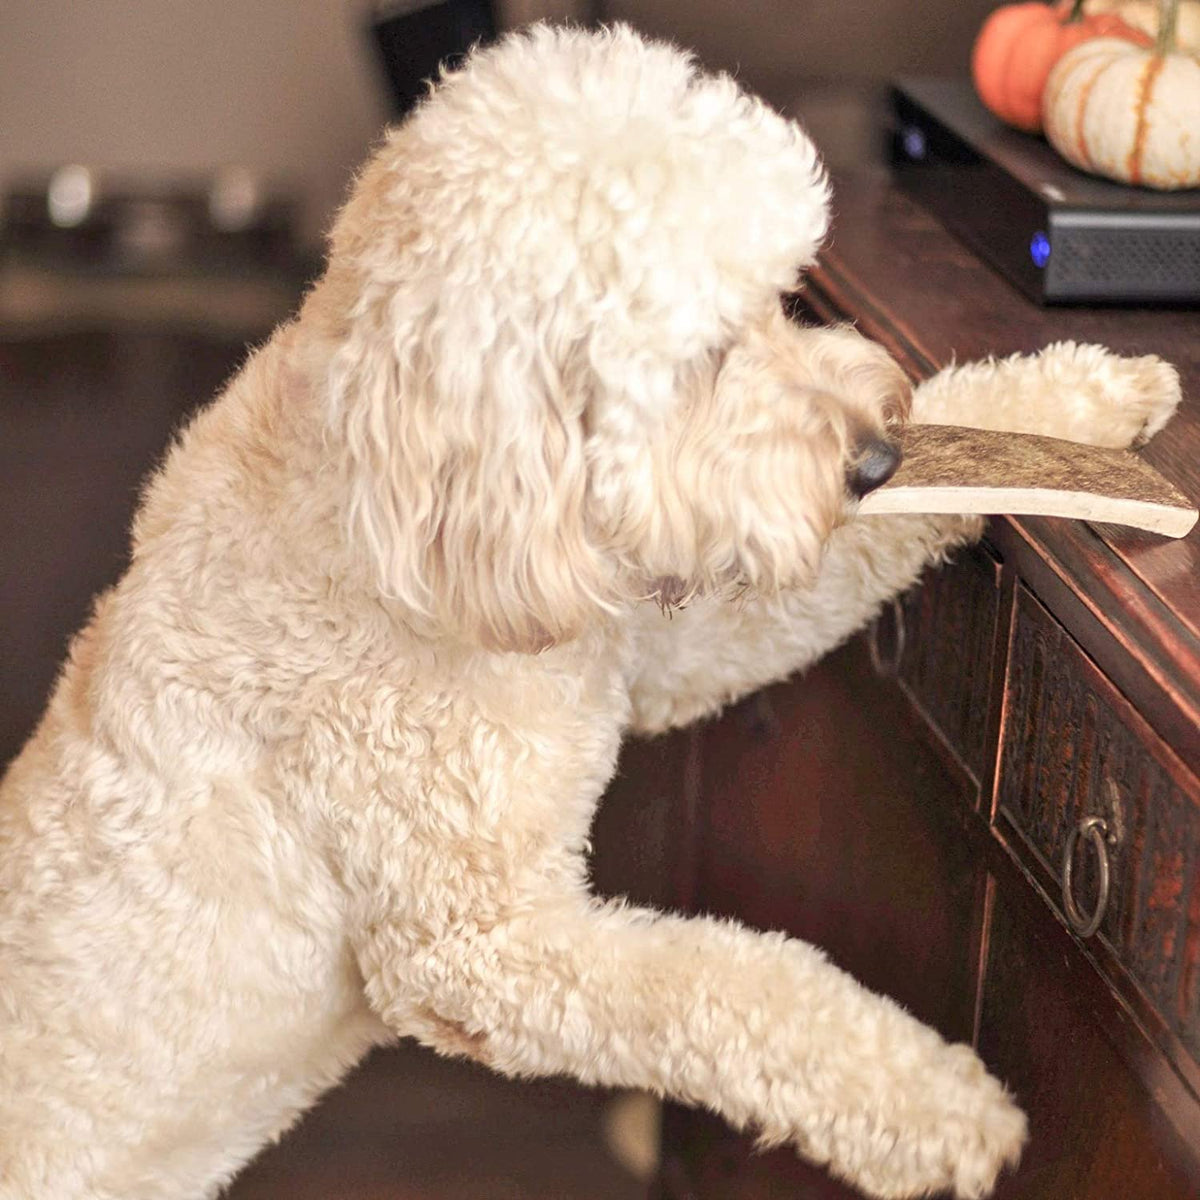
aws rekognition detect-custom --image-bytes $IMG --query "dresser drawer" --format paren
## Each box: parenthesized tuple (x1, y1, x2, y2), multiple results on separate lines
(872, 540, 1003, 791)
(996, 583, 1200, 1069)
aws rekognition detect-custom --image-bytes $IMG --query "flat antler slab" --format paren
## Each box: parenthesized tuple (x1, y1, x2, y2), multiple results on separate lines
(858, 424, 1198, 539)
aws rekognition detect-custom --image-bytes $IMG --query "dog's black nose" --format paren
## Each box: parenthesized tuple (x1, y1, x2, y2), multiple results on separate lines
(847, 437, 902, 498)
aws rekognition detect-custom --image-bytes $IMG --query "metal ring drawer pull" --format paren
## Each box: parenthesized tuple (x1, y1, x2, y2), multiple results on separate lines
(1061, 815, 1111, 938)
(868, 598, 906, 677)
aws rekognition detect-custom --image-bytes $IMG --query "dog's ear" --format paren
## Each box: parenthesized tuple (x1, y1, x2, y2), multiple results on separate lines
(324, 273, 614, 653)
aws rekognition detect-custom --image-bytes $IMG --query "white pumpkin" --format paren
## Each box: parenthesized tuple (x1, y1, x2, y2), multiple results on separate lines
(1085, 0, 1200, 51)
(1043, 35, 1200, 188)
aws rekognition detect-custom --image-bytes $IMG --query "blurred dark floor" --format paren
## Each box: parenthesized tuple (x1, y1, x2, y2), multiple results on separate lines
(0, 322, 649, 1200)
(225, 1041, 648, 1200)
(227, 1041, 644, 1200)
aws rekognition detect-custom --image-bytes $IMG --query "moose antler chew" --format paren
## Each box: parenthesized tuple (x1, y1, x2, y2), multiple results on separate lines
(857, 424, 1198, 538)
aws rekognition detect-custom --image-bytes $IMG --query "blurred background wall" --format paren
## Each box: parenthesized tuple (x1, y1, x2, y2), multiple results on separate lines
(1, 0, 998, 249)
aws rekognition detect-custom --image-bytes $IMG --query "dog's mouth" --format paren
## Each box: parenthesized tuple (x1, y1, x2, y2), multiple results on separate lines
(648, 575, 692, 611)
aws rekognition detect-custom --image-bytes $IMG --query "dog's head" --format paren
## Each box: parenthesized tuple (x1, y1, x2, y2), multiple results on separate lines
(314, 23, 909, 651)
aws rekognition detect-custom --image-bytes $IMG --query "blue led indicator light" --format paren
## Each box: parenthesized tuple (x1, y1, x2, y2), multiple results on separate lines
(1030, 231, 1051, 269)
(901, 125, 927, 161)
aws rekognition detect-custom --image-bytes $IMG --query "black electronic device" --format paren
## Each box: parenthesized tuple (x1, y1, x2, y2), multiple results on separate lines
(890, 77, 1200, 305)
(369, 0, 496, 118)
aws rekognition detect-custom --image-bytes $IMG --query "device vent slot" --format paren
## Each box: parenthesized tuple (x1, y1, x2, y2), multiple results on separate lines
(1054, 227, 1200, 289)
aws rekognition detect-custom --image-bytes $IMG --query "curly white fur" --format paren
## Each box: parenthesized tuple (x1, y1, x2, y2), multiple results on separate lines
(0, 24, 1180, 1200)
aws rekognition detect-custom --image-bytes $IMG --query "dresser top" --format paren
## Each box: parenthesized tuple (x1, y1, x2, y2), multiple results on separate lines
(789, 153, 1199, 755)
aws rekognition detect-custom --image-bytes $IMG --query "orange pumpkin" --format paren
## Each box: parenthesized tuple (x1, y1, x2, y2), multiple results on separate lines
(972, 0, 1151, 132)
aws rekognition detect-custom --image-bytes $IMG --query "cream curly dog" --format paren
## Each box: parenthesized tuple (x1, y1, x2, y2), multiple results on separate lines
(0, 24, 1180, 1200)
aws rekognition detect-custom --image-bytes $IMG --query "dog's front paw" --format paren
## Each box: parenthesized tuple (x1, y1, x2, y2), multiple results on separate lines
(920, 1043, 1027, 1200)
(813, 1035, 1026, 1200)
(1036, 342, 1181, 449)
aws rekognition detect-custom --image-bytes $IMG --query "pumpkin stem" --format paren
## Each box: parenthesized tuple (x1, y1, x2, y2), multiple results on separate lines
(1064, 0, 1087, 22)
(1155, 0, 1180, 52)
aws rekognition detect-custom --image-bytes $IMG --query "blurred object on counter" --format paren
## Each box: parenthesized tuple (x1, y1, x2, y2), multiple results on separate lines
(369, 0, 498, 117)
(0, 168, 312, 336)
(0, 2, 385, 250)
(367, 0, 597, 120)
(3, 166, 296, 273)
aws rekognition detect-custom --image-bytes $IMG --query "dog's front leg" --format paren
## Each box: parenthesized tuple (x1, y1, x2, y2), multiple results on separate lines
(627, 509, 982, 733)
(627, 341, 1181, 733)
(355, 894, 1023, 1199)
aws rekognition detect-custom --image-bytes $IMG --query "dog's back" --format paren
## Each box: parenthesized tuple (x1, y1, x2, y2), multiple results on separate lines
(0, 344, 388, 1200)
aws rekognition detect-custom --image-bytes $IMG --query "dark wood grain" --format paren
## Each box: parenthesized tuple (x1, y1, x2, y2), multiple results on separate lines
(225, 1042, 644, 1200)
(657, 1100, 870, 1200)
(696, 634, 985, 1045)
(991, 518, 1200, 778)
(590, 727, 704, 915)
(979, 884, 1200, 1200)
(894, 540, 1003, 791)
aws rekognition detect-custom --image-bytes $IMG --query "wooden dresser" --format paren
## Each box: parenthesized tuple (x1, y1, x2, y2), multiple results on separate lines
(594, 164, 1200, 1199)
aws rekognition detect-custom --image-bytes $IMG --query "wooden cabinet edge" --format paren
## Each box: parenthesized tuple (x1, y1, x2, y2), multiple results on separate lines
(976, 832, 1200, 1176)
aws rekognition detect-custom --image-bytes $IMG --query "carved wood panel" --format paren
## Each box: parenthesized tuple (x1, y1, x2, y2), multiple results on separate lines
(997, 584, 1200, 1062)
(887, 540, 1002, 788)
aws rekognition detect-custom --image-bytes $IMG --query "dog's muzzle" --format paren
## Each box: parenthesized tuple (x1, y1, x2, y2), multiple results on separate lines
(846, 436, 902, 499)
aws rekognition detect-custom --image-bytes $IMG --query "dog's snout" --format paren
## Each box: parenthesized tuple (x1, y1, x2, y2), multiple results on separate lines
(847, 437, 902, 499)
